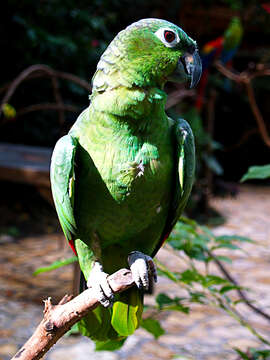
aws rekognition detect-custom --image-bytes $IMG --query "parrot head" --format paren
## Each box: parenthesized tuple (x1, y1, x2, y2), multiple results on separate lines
(92, 18, 202, 92)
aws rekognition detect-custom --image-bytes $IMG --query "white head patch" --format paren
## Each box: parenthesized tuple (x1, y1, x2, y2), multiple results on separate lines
(154, 27, 180, 48)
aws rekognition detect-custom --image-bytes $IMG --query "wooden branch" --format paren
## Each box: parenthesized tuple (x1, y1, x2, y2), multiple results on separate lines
(55, 70, 90, 91)
(0, 103, 80, 126)
(0, 64, 91, 119)
(207, 249, 270, 323)
(12, 269, 134, 360)
(0, 68, 91, 95)
(0, 65, 55, 114)
(245, 81, 270, 147)
(16, 103, 81, 117)
(215, 61, 270, 148)
(215, 61, 245, 83)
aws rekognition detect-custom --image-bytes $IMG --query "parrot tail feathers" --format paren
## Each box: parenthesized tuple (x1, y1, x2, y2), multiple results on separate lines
(94, 338, 126, 351)
(111, 287, 143, 336)
(77, 286, 143, 351)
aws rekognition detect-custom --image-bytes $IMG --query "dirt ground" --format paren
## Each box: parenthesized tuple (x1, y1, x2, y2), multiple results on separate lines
(0, 183, 270, 360)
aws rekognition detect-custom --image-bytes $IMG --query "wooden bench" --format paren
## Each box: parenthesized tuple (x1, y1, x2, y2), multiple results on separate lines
(0, 143, 52, 187)
(0, 142, 54, 205)
(0, 142, 80, 292)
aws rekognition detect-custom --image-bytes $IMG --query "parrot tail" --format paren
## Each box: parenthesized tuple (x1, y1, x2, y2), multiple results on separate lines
(78, 273, 143, 351)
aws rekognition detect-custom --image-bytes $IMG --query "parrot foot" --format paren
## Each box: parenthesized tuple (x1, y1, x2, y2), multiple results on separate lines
(128, 251, 157, 291)
(87, 262, 114, 308)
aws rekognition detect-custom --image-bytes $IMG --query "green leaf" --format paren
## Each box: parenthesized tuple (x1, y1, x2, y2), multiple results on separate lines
(168, 220, 210, 261)
(141, 318, 165, 339)
(234, 348, 250, 360)
(33, 256, 77, 275)
(213, 243, 240, 250)
(202, 154, 224, 175)
(180, 217, 198, 227)
(219, 285, 240, 294)
(199, 225, 215, 239)
(188, 291, 207, 304)
(180, 269, 202, 284)
(250, 348, 270, 359)
(6, 226, 20, 237)
(233, 299, 246, 305)
(211, 139, 223, 150)
(156, 293, 174, 308)
(163, 304, 190, 313)
(202, 275, 228, 287)
(215, 235, 253, 243)
(156, 293, 189, 314)
(157, 265, 179, 282)
(65, 322, 80, 336)
(241, 164, 270, 182)
(235, 347, 270, 360)
(214, 255, 232, 264)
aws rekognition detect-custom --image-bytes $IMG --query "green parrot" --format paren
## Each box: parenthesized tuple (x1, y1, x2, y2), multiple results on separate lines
(50, 18, 201, 350)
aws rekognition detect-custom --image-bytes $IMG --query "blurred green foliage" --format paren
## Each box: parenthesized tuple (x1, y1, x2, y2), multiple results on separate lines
(1, 0, 270, 180)
(1, 0, 166, 145)
(2, 0, 163, 80)
(149, 217, 270, 357)
(32, 255, 77, 275)
(33, 216, 270, 356)
(241, 164, 270, 182)
(235, 348, 270, 360)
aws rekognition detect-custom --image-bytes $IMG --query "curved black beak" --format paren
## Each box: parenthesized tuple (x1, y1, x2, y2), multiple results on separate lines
(169, 50, 202, 88)
(181, 50, 202, 88)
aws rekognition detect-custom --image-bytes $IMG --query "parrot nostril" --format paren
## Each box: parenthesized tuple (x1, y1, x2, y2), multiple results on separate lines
(180, 54, 193, 75)
(180, 56, 188, 74)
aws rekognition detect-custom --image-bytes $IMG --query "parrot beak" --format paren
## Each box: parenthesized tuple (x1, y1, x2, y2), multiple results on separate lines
(182, 50, 202, 88)
(169, 50, 202, 88)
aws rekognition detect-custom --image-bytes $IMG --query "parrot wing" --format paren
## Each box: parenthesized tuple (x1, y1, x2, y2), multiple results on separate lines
(50, 134, 78, 253)
(152, 118, 195, 256)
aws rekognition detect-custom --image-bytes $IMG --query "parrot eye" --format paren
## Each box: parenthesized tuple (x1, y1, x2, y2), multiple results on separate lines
(164, 30, 175, 43)
(155, 28, 179, 48)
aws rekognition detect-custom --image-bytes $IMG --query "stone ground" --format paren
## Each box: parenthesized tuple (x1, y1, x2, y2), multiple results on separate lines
(1, 184, 270, 360)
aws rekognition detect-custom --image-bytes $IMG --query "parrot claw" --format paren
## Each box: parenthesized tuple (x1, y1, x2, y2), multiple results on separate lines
(87, 262, 114, 308)
(128, 251, 157, 291)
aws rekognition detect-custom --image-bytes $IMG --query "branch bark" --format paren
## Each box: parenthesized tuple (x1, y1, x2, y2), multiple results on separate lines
(16, 103, 81, 117)
(207, 249, 270, 323)
(0, 64, 91, 120)
(11, 268, 134, 360)
(215, 61, 270, 148)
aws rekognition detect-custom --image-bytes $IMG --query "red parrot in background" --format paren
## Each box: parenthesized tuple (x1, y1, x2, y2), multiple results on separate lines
(195, 17, 243, 111)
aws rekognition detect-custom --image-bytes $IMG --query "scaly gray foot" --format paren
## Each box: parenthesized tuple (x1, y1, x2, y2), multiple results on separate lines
(128, 251, 157, 291)
(87, 262, 114, 307)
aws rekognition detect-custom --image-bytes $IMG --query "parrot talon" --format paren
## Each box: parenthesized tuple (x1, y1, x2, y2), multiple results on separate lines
(128, 251, 157, 291)
(87, 262, 114, 308)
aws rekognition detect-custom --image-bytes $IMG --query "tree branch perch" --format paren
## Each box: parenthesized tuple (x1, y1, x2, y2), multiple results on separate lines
(11, 268, 134, 360)
(215, 61, 270, 148)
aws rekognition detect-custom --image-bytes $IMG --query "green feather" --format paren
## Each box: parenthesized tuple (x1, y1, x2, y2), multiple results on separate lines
(78, 306, 116, 341)
(111, 288, 143, 336)
(50, 134, 78, 242)
(95, 338, 126, 351)
(50, 18, 198, 348)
